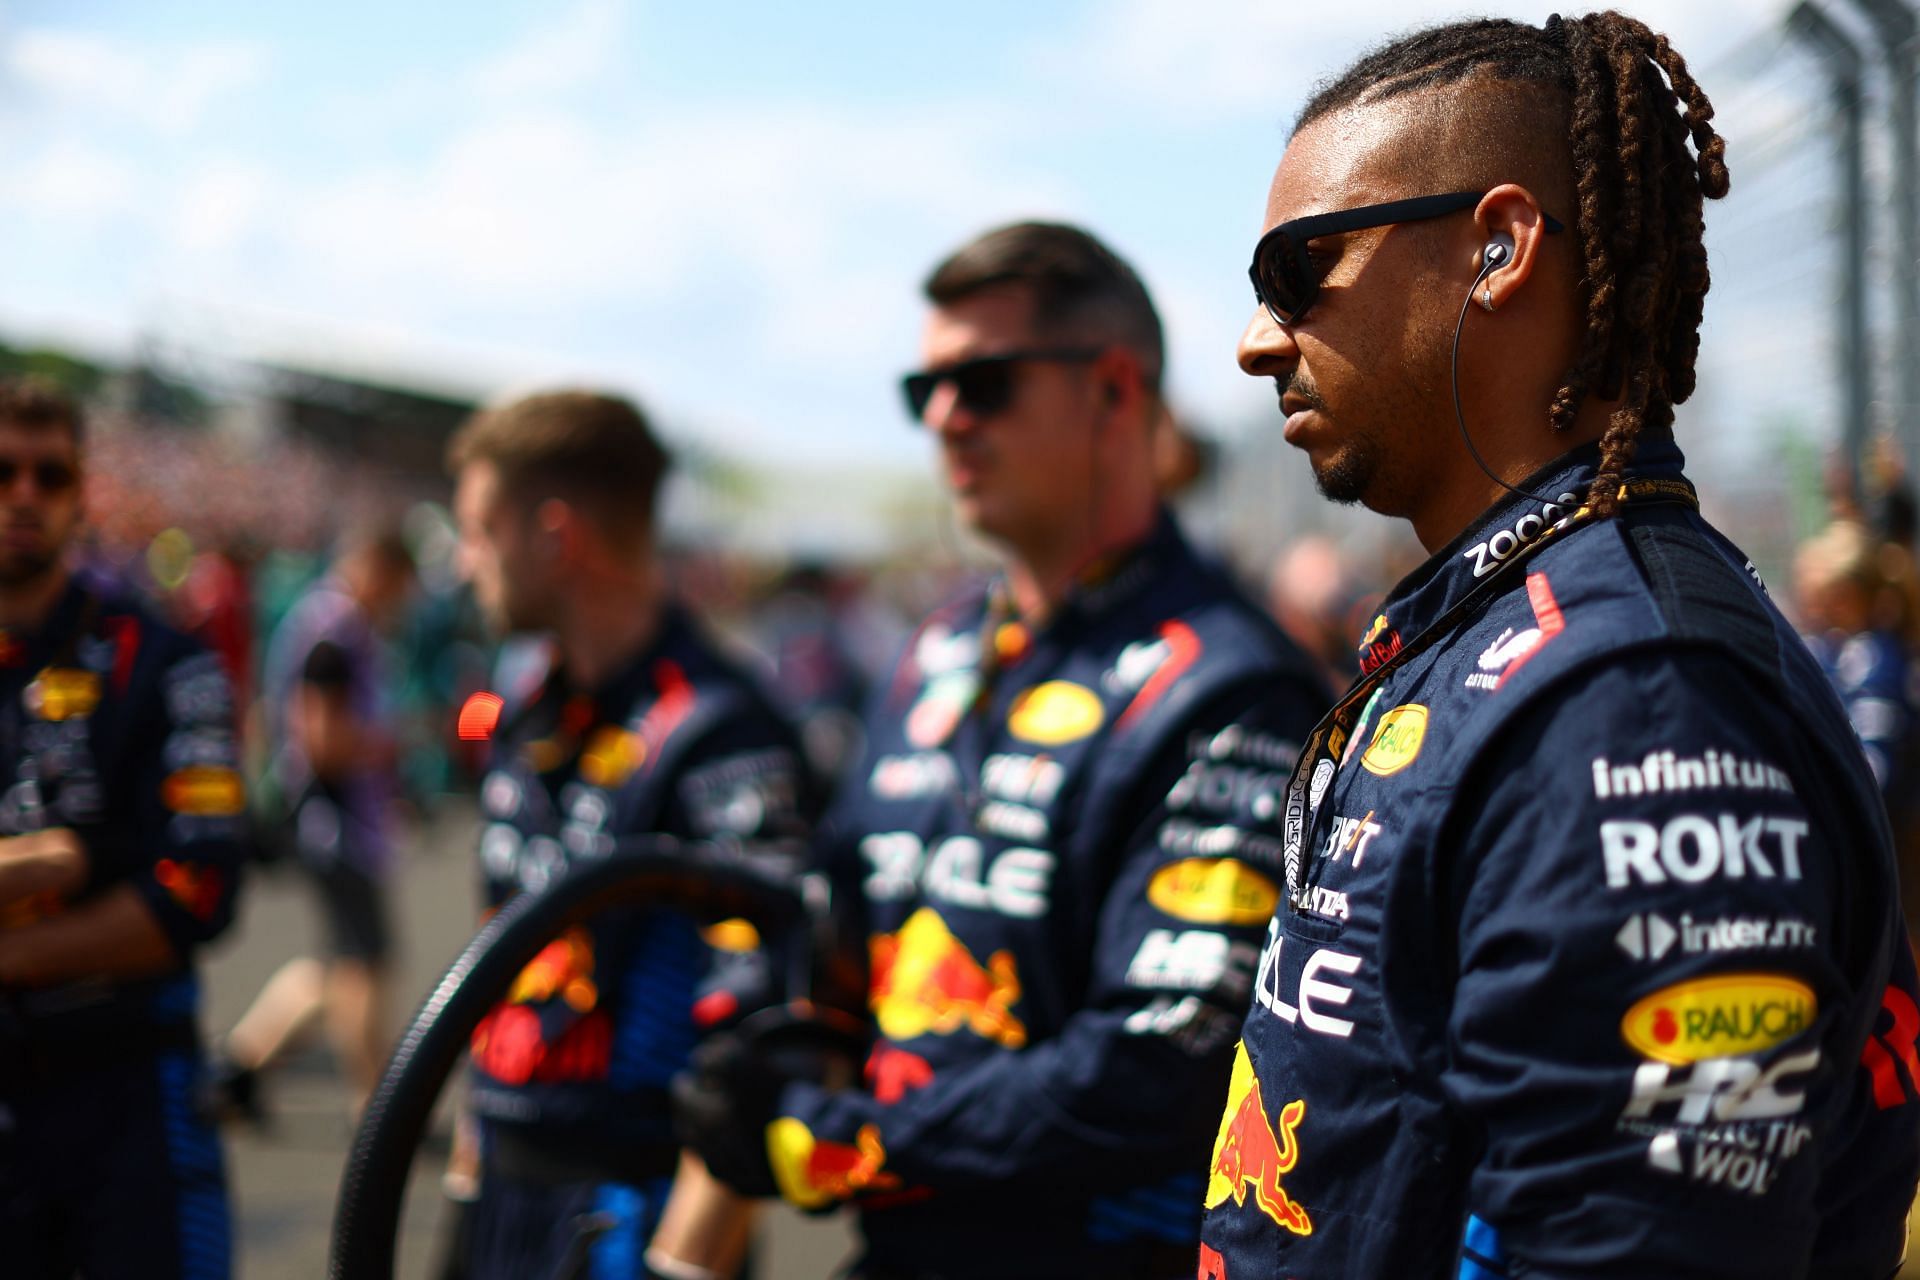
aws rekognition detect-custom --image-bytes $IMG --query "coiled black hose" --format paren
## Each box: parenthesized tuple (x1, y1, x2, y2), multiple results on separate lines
(328, 840, 822, 1280)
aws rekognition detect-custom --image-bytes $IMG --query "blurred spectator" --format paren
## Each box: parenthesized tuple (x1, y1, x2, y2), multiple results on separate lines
(212, 527, 418, 1120)
(1796, 518, 1920, 939)
(751, 564, 874, 785)
(1266, 534, 1360, 691)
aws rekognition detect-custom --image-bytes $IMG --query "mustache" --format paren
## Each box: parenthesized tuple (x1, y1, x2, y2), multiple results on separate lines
(1276, 375, 1328, 412)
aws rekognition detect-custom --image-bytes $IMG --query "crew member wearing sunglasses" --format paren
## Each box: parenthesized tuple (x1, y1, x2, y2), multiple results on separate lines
(676, 222, 1329, 1277)
(0, 377, 249, 1279)
(1202, 13, 1920, 1280)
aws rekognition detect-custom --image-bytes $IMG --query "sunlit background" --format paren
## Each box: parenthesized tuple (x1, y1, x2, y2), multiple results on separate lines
(3, 0, 1910, 570)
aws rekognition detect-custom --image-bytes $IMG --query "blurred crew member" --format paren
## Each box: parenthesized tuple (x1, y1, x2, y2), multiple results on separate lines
(676, 223, 1330, 1277)
(1201, 14, 1920, 1277)
(215, 529, 417, 1118)
(1796, 519, 1920, 940)
(0, 378, 247, 1277)
(447, 391, 815, 1280)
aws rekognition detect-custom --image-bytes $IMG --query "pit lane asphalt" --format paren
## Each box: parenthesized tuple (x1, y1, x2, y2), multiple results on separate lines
(202, 806, 854, 1280)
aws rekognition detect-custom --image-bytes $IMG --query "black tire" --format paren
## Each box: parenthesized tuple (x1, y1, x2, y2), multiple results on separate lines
(329, 839, 810, 1280)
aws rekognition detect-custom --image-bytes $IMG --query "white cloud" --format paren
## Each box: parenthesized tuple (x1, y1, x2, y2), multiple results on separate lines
(466, 0, 630, 100)
(1032, 0, 1785, 125)
(0, 144, 137, 223)
(4, 28, 270, 136)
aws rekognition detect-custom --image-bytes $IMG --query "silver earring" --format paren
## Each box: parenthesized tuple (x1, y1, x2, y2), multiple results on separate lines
(1480, 284, 1496, 312)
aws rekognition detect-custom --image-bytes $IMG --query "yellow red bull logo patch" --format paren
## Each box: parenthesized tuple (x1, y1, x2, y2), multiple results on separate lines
(870, 907, 1026, 1048)
(1360, 704, 1428, 776)
(1006, 680, 1105, 746)
(507, 927, 600, 1011)
(1147, 858, 1279, 926)
(1205, 1040, 1312, 1236)
(26, 667, 100, 721)
(701, 917, 761, 953)
(578, 725, 644, 788)
(1621, 972, 1815, 1064)
(766, 1118, 901, 1210)
(161, 765, 247, 816)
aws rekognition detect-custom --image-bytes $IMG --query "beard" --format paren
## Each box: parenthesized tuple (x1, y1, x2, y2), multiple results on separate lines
(1310, 433, 1384, 506)
(0, 545, 60, 587)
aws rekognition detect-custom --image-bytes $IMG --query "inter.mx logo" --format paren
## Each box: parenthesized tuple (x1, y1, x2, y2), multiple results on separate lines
(1614, 912, 1818, 961)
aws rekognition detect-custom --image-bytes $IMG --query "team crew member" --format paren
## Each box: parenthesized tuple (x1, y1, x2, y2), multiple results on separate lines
(677, 224, 1330, 1277)
(0, 378, 247, 1278)
(446, 391, 815, 1280)
(1200, 14, 1920, 1278)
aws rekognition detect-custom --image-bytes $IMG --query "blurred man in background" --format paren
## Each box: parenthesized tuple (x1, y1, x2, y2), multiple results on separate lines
(1205, 12, 1920, 1277)
(213, 528, 417, 1120)
(445, 390, 816, 1280)
(677, 222, 1330, 1277)
(1796, 518, 1920, 942)
(0, 377, 247, 1277)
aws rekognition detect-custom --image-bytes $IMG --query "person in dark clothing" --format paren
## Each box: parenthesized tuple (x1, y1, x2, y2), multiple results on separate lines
(1199, 14, 1920, 1278)
(446, 389, 816, 1280)
(676, 223, 1331, 1278)
(0, 376, 247, 1279)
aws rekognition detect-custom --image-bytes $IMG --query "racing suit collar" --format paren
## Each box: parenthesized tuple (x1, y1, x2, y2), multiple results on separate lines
(16, 576, 94, 667)
(1011, 506, 1189, 638)
(1365, 434, 1688, 656)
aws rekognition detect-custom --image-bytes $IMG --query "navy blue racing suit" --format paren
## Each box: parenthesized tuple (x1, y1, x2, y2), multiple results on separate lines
(770, 513, 1331, 1279)
(0, 577, 248, 1280)
(461, 606, 814, 1280)
(1198, 438, 1920, 1279)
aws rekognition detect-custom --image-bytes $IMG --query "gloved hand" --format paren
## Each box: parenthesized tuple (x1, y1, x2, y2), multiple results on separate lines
(671, 1030, 786, 1198)
(671, 1005, 868, 1200)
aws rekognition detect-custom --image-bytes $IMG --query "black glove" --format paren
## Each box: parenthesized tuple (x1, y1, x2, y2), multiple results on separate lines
(672, 1006, 869, 1200)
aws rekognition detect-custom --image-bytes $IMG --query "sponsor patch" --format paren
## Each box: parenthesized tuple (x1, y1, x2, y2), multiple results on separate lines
(1357, 614, 1403, 677)
(1126, 928, 1257, 997)
(578, 726, 643, 789)
(1148, 858, 1279, 926)
(1600, 814, 1809, 887)
(1621, 1049, 1819, 1125)
(870, 907, 1026, 1047)
(1591, 751, 1794, 800)
(1620, 973, 1815, 1064)
(1360, 704, 1427, 777)
(906, 672, 978, 749)
(702, 918, 761, 953)
(26, 667, 101, 722)
(1859, 985, 1920, 1110)
(1204, 1040, 1313, 1235)
(766, 1119, 901, 1211)
(1615, 912, 1817, 962)
(160, 765, 246, 816)
(1006, 680, 1105, 746)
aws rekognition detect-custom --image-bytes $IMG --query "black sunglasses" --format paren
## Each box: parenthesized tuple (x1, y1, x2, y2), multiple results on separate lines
(901, 347, 1103, 423)
(0, 458, 78, 494)
(1249, 189, 1566, 327)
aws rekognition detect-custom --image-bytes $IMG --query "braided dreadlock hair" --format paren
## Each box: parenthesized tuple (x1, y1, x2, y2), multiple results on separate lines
(1298, 12, 1729, 516)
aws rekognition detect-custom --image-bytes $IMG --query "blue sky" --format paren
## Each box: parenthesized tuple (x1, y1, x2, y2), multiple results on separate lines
(0, 0, 1870, 483)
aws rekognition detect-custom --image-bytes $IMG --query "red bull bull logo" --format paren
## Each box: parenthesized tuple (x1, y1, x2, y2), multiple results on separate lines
(869, 907, 1026, 1048)
(866, 1043, 935, 1104)
(1204, 1041, 1312, 1236)
(469, 926, 612, 1085)
(766, 1118, 903, 1210)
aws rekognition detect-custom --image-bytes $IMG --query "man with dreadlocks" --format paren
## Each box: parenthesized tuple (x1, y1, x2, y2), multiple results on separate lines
(1199, 11, 1920, 1279)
